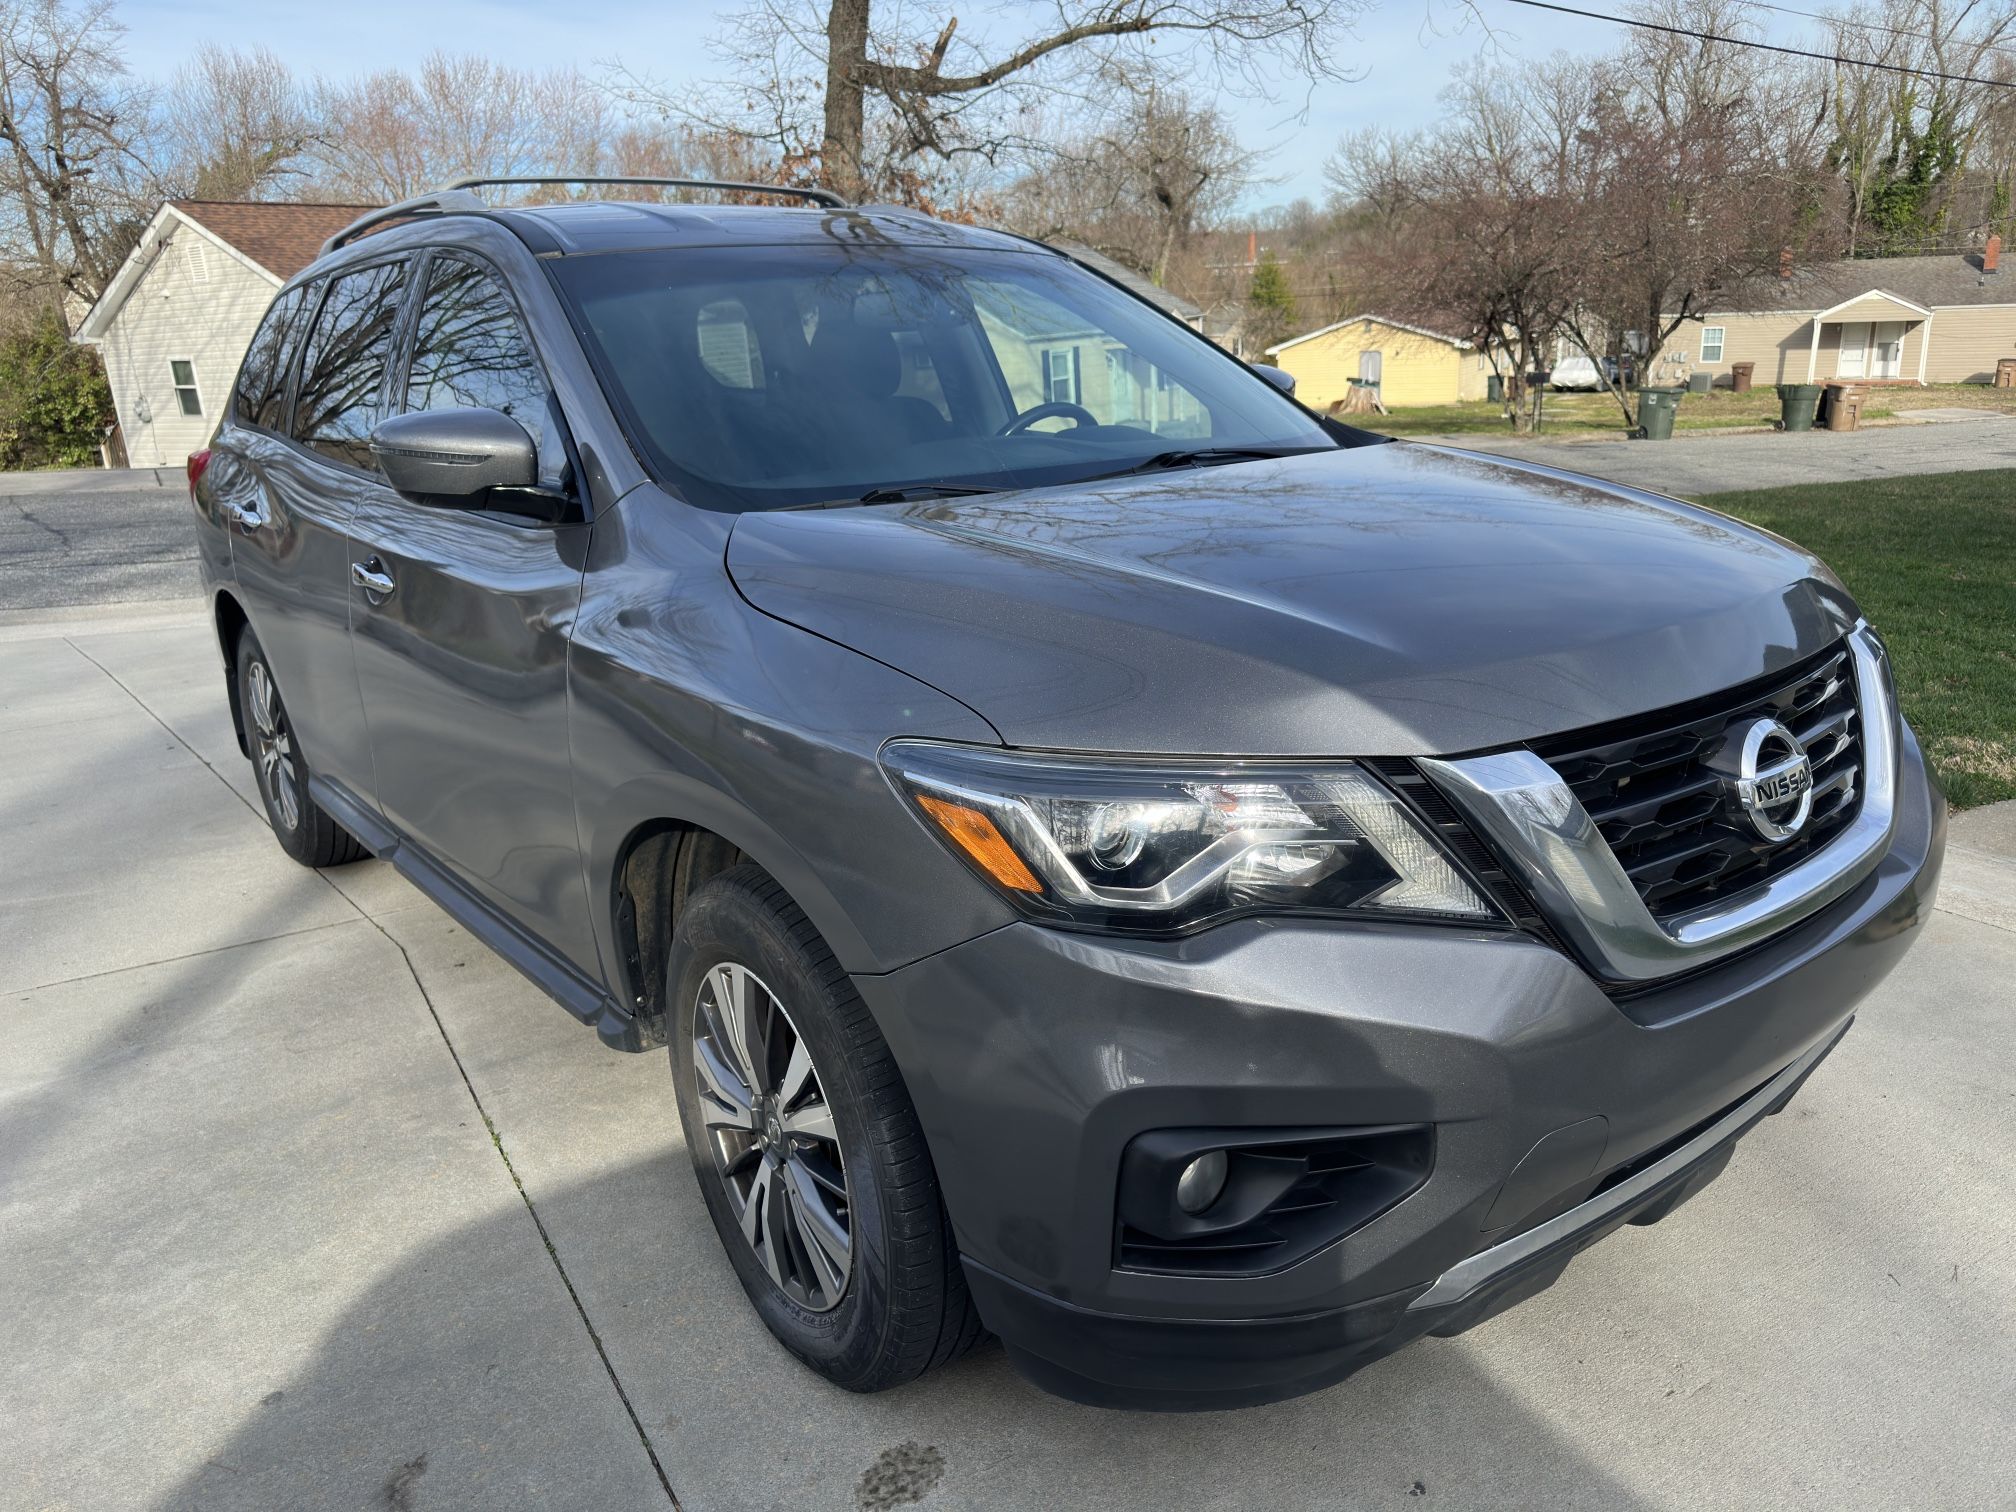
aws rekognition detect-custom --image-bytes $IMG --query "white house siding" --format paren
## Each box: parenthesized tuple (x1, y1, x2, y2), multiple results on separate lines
(96, 221, 277, 468)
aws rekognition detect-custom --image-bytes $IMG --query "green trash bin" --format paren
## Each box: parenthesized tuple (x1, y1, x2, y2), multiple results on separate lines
(1487, 373, 1505, 403)
(1778, 384, 1822, 432)
(1635, 387, 1683, 440)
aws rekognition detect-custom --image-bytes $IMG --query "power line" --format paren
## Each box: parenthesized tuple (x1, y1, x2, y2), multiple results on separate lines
(1499, 0, 2016, 87)
(1738, 0, 2016, 62)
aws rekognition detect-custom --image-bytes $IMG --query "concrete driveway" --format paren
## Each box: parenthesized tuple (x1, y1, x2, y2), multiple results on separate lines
(1416, 413, 2016, 495)
(5, 605, 2014, 1512)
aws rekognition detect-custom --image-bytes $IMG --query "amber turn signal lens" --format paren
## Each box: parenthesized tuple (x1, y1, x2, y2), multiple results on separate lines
(914, 795, 1044, 894)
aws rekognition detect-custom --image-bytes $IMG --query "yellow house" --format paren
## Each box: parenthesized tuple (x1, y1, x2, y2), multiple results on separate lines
(1265, 314, 1495, 409)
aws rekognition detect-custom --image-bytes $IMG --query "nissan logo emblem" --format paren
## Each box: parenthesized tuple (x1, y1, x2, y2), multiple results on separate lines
(1711, 717, 1814, 843)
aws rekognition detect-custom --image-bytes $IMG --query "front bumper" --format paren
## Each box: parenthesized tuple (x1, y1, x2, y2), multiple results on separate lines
(854, 725, 1945, 1409)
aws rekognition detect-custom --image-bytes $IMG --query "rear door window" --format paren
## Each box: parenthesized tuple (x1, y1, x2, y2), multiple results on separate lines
(233, 283, 313, 431)
(402, 254, 549, 449)
(292, 260, 408, 471)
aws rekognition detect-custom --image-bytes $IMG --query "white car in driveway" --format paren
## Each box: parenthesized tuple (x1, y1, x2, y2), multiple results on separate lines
(1550, 354, 1618, 391)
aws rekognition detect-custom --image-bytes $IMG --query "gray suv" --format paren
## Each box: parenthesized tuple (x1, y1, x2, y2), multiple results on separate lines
(190, 178, 1944, 1411)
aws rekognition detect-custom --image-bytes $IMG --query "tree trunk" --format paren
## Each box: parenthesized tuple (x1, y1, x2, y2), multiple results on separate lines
(822, 0, 871, 199)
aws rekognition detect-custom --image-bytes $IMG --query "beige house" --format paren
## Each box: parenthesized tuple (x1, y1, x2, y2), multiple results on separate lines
(74, 200, 372, 467)
(1677, 239, 2016, 387)
(1265, 315, 1496, 408)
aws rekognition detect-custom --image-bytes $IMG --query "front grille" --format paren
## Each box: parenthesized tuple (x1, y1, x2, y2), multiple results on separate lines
(1534, 643, 1863, 920)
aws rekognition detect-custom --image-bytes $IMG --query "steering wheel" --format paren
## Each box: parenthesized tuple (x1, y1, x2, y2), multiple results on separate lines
(996, 401, 1099, 437)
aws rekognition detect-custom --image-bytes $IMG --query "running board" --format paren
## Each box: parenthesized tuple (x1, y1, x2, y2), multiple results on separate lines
(308, 776, 646, 1051)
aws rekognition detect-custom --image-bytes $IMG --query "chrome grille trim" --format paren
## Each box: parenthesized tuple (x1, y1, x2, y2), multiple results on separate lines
(1538, 646, 1863, 917)
(1420, 624, 1900, 983)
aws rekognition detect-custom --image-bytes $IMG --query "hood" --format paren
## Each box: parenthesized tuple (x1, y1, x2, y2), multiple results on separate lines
(726, 444, 1859, 756)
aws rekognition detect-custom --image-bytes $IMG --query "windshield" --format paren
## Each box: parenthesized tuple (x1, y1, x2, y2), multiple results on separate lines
(548, 242, 1336, 511)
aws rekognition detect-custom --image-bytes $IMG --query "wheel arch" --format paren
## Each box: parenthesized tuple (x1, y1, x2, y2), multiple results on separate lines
(610, 818, 752, 1046)
(213, 588, 252, 757)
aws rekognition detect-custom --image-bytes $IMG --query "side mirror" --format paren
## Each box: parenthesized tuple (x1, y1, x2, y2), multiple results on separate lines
(370, 408, 538, 501)
(1251, 362, 1296, 397)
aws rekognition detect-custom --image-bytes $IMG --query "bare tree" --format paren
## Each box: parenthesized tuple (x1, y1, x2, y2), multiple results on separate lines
(1326, 127, 1422, 233)
(1327, 32, 1839, 432)
(0, 0, 151, 306)
(616, 0, 1362, 204)
(1330, 65, 1581, 430)
(158, 46, 321, 202)
(1822, 0, 2016, 254)
(1001, 85, 1252, 285)
(1557, 87, 1837, 423)
(308, 55, 618, 203)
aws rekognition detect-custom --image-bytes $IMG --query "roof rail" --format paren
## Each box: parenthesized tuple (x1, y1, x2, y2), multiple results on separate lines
(319, 175, 851, 259)
(319, 188, 489, 257)
(441, 175, 849, 209)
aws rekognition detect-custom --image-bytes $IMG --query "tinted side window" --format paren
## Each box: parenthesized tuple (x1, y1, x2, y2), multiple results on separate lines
(292, 260, 408, 470)
(233, 283, 312, 431)
(404, 255, 549, 447)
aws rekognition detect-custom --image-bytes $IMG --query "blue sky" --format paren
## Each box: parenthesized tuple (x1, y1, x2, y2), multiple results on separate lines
(115, 0, 1812, 209)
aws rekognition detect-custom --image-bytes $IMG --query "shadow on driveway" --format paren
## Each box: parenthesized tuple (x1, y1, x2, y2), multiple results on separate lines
(159, 1150, 1657, 1512)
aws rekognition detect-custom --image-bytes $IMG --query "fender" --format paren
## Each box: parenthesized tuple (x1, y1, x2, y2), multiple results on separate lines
(567, 490, 1019, 1003)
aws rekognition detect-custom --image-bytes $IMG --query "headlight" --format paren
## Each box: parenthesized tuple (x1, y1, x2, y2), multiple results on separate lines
(884, 741, 1498, 935)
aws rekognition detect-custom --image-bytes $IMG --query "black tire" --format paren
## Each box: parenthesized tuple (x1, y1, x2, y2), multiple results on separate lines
(669, 864, 983, 1392)
(233, 630, 368, 869)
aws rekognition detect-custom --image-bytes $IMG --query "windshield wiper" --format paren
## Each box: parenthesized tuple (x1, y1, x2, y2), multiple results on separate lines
(1087, 446, 1313, 481)
(790, 484, 1001, 511)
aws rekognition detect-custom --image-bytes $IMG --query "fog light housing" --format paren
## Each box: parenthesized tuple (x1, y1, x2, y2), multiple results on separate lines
(1175, 1150, 1229, 1214)
(1117, 1124, 1434, 1277)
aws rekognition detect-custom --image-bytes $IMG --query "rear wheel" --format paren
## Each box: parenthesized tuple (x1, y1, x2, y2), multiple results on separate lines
(669, 864, 983, 1391)
(233, 630, 367, 868)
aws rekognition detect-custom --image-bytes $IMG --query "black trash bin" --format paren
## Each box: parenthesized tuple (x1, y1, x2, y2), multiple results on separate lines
(1777, 384, 1822, 432)
(1487, 373, 1504, 403)
(1635, 387, 1683, 440)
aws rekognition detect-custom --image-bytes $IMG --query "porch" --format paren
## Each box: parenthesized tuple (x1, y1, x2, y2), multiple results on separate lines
(1802, 289, 1933, 384)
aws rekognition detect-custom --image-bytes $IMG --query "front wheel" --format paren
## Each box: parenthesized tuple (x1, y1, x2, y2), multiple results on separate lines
(233, 630, 367, 868)
(668, 864, 982, 1391)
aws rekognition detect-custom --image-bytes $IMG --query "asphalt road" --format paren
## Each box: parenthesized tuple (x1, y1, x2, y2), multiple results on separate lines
(3, 612, 2012, 1511)
(0, 466, 200, 612)
(1419, 412, 2016, 495)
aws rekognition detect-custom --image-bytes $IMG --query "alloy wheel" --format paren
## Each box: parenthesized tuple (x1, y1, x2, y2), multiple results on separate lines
(246, 658, 301, 831)
(692, 962, 853, 1311)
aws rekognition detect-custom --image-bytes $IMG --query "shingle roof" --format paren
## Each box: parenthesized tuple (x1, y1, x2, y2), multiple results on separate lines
(170, 200, 379, 280)
(1708, 252, 2010, 314)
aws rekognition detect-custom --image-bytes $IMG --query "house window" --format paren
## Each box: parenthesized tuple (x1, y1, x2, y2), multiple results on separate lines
(169, 359, 203, 417)
(1043, 347, 1081, 404)
(1700, 326, 1726, 363)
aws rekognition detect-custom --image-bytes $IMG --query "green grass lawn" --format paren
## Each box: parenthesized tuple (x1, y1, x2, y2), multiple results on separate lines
(1369, 383, 2016, 440)
(1692, 469, 2016, 808)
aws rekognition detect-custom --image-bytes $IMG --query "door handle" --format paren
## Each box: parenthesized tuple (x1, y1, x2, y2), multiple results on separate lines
(224, 498, 268, 530)
(351, 559, 396, 598)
